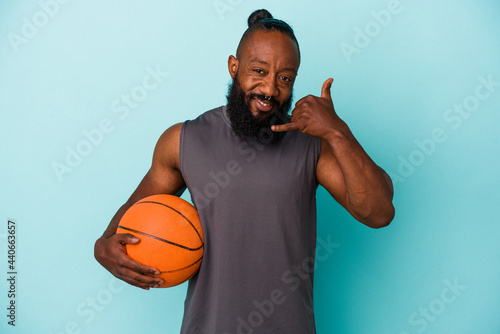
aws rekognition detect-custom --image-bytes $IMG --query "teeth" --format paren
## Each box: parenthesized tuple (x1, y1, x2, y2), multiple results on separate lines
(257, 99, 270, 107)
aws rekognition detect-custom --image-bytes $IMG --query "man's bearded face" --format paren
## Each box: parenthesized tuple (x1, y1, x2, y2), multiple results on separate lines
(226, 75, 293, 144)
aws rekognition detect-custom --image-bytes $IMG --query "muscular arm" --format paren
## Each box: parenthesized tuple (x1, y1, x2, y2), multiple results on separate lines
(316, 132, 394, 228)
(272, 79, 394, 228)
(94, 123, 186, 289)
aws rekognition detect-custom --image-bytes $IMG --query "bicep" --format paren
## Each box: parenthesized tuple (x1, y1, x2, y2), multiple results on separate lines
(316, 139, 362, 221)
(126, 123, 186, 205)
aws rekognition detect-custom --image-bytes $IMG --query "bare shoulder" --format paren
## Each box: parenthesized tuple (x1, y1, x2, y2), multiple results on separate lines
(122, 123, 185, 206)
(140, 122, 185, 196)
(153, 122, 183, 171)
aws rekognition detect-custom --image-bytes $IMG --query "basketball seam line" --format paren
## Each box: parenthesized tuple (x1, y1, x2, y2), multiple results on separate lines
(160, 256, 203, 273)
(133, 200, 204, 244)
(117, 225, 203, 251)
(183, 270, 198, 282)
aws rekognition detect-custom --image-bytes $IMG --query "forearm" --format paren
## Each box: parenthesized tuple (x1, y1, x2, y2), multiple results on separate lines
(270, 79, 394, 226)
(93, 199, 163, 289)
(94, 204, 130, 266)
(97, 182, 186, 244)
(99, 204, 130, 241)
(325, 123, 394, 226)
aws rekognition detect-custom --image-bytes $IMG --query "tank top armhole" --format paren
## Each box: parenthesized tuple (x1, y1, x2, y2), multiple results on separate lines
(313, 136, 322, 189)
(179, 120, 190, 187)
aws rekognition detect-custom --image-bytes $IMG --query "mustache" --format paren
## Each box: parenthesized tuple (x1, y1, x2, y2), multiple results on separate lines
(247, 93, 279, 107)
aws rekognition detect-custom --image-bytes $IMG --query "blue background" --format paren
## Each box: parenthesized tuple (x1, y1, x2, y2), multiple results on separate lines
(1, 0, 499, 333)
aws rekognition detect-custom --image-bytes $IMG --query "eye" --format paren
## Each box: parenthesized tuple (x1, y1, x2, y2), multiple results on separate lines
(280, 76, 292, 83)
(253, 68, 265, 74)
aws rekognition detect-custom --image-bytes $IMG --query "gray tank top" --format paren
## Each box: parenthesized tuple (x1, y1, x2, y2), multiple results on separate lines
(179, 106, 321, 334)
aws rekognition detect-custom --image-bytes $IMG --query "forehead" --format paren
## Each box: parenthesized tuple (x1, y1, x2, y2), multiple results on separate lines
(239, 30, 300, 72)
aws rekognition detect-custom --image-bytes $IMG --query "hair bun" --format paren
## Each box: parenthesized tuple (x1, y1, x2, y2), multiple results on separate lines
(248, 9, 273, 27)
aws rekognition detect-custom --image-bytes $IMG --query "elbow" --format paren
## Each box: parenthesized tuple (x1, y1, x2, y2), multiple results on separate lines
(356, 202, 395, 229)
(368, 204, 395, 229)
(348, 191, 395, 229)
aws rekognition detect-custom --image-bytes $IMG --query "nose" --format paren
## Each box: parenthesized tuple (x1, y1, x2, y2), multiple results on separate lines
(259, 75, 278, 98)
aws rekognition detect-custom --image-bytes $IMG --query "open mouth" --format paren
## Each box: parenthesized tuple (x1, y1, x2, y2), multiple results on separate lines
(252, 96, 274, 113)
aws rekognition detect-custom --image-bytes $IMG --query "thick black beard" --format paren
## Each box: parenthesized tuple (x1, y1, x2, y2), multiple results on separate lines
(226, 77, 292, 145)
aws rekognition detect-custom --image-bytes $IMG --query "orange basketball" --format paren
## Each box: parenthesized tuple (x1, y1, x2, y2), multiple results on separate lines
(117, 194, 204, 288)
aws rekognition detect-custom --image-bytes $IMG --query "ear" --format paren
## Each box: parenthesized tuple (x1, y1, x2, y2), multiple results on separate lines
(228, 55, 239, 79)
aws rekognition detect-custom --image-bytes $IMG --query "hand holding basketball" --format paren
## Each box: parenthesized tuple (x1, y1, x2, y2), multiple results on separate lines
(94, 232, 164, 290)
(117, 194, 204, 288)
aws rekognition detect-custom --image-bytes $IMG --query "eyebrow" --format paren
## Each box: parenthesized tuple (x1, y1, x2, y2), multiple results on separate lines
(248, 58, 298, 74)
